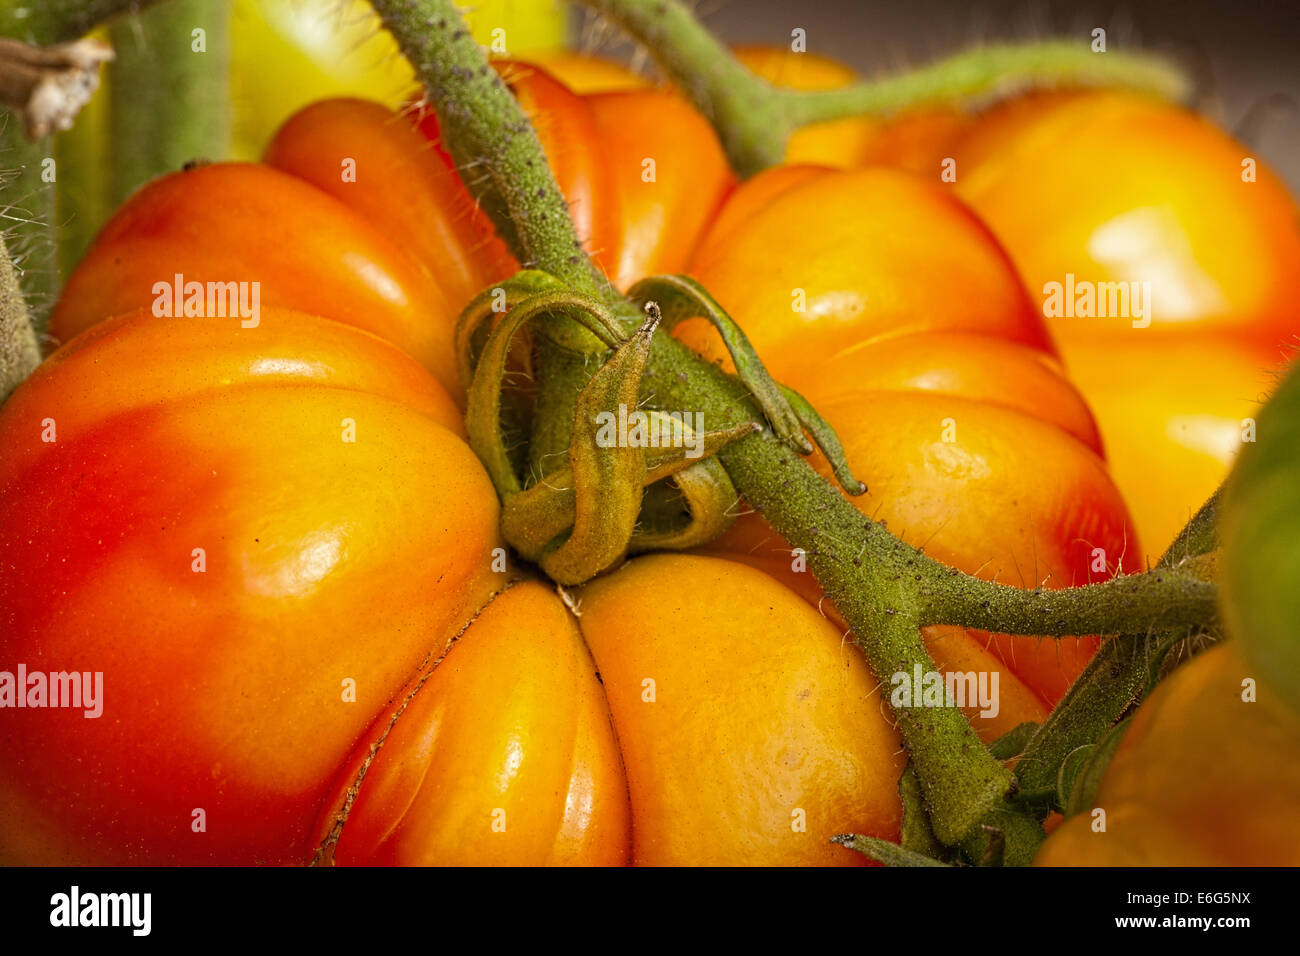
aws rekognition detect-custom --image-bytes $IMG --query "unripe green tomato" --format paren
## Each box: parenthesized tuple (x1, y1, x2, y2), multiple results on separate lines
(1220, 360, 1300, 715)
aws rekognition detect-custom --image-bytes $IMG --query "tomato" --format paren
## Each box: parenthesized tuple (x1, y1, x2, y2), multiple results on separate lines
(745, 44, 1300, 558)
(853, 89, 1300, 559)
(3, 58, 1139, 864)
(1034, 643, 1300, 865)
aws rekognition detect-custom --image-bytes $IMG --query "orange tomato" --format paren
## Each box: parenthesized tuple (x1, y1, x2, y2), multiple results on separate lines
(3, 58, 1140, 864)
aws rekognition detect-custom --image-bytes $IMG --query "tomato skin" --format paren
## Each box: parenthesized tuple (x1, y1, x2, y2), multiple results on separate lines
(48, 163, 464, 396)
(264, 98, 512, 326)
(683, 165, 1057, 382)
(315, 581, 631, 866)
(576, 554, 905, 866)
(1035, 644, 1300, 866)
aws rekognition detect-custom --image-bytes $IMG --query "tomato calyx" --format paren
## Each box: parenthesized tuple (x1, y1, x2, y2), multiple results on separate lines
(458, 271, 857, 585)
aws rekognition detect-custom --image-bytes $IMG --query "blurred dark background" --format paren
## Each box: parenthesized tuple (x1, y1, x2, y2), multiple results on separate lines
(573, 0, 1300, 190)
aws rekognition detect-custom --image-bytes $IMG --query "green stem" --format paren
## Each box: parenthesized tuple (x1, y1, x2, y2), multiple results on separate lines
(579, 0, 785, 176)
(107, 0, 229, 205)
(915, 558, 1216, 635)
(785, 41, 1191, 123)
(636, 330, 1033, 854)
(577, 0, 1190, 176)
(1011, 490, 1223, 800)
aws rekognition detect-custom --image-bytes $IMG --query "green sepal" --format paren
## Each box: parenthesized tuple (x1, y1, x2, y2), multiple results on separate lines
(778, 384, 867, 495)
(630, 452, 740, 552)
(502, 418, 758, 560)
(532, 314, 656, 585)
(453, 270, 562, 393)
(463, 289, 625, 497)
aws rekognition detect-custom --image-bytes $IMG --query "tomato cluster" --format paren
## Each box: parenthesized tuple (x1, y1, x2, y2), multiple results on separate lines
(1, 40, 1295, 866)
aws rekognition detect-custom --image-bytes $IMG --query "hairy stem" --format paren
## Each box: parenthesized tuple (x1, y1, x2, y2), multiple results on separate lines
(0, 226, 37, 398)
(373, 0, 611, 304)
(915, 559, 1217, 634)
(1011, 489, 1223, 799)
(784, 40, 1191, 122)
(577, 0, 1190, 176)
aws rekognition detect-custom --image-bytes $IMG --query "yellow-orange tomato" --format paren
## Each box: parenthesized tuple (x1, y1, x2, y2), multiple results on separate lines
(316, 556, 909, 866)
(3, 58, 1141, 865)
(1035, 643, 1300, 866)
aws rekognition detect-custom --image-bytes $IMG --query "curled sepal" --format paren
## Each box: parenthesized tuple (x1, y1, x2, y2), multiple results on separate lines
(626, 273, 811, 454)
(502, 418, 759, 561)
(533, 315, 658, 585)
(630, 421, 759, 552)
(830, 834, 952, 867)
(465, 290, 626, 497)
(778, 384, 867, 495)
(453, 270, 563, 392)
